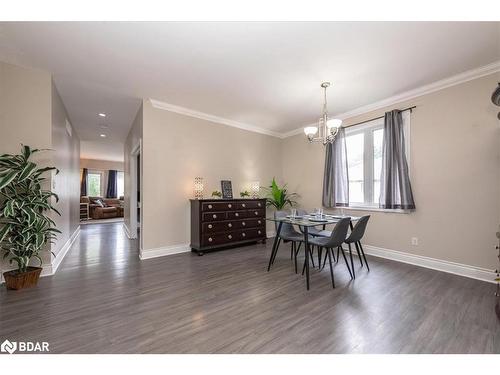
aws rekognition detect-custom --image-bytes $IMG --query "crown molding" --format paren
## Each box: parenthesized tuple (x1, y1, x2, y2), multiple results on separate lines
(282, 60, 500, 138)
(149, 98, 284, 138)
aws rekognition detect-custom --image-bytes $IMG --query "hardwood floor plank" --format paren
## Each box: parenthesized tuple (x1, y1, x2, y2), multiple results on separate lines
(0, 222, 498, 353)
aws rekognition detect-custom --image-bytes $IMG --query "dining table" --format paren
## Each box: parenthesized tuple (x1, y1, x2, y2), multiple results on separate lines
(266, 214, 361, 290)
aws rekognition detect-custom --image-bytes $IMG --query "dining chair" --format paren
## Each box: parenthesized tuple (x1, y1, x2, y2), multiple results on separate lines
(273, 210, 314, 273)
(343, 215, 371, 275)
(306, 217, 352, 288)
(319, 215, 371, 278)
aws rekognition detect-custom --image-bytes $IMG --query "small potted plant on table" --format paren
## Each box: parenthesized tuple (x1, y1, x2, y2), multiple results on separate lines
(0, 145, 60, 290)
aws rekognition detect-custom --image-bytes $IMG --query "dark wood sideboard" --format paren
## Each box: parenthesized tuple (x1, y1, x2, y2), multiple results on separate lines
(190, 198, 267, 255)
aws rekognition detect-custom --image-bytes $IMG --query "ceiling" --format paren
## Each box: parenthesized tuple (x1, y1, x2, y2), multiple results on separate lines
(0, 22, 498, 161)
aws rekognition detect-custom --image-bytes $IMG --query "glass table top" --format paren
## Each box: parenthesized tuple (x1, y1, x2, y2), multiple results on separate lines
(266, 214, 360, 227)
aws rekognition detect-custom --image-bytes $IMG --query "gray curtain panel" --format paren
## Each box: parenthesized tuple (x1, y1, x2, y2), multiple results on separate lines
(322, 127, 349, 208)
(380, 110, 416, 210)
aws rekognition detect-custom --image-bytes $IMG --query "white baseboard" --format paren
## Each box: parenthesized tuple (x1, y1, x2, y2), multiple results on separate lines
(363, 245, 496, 284)
(1, 226, 81, 283)
(139, 243, 190, 260)
(265, 232, 495, 284)
(49, 226, 81, 274)
(123, 223, 133, 239)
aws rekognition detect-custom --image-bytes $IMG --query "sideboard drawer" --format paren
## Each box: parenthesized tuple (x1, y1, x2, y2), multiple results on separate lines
(227, 210, 248, 219)
(202, 212, 227, 222)
(234, 218, 264, 229)
(237, 228, 265, 241)
(203, 221, 236, 233)
(236, 201, 264, 210)
(202, 231, 241, 246)
(201, 202, 235, 211)
(248, 208, 265, 218)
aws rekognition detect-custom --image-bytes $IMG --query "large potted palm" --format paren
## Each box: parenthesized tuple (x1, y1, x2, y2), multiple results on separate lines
(264, 177, 298, 210)
(0, 145, 60, 290)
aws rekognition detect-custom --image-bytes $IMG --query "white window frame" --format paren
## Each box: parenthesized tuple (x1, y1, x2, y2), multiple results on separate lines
(345, 111, 411, 211)
(87, 170, 104, 197)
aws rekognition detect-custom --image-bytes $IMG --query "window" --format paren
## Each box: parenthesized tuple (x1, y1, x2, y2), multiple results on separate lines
(87, 172, 103, 197)
(345, 111, 410, 208)
(117, 171, 124, 198)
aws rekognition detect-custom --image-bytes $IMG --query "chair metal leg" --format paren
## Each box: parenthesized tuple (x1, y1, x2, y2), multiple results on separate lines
(290, 242, 294, 260)
(294, 243, 299, 273)
(339, 246, 353, 279)
(327, 247, 335, 288)
(336, 247, 340, 263)
(310, 246, 315, 268)
(358, 241, 370, 271)
(302, 245, 315, 275)
(348, 243, 355, 279)
(354, 241, 363, 267)
(271, 238, 282, 266)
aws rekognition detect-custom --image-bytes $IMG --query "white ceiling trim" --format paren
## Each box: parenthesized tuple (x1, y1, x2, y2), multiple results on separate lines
(149, 98, 284, 138)
(282, 60, 500, 138)
(150, 60, 500, 140)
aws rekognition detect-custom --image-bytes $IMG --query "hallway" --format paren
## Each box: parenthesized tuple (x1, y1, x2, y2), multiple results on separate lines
(0, 223, 499, 353)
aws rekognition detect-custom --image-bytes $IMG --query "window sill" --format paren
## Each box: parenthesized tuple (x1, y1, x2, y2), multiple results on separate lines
(343, 205, 411, 214)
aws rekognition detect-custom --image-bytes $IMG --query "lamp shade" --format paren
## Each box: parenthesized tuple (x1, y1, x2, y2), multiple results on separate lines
(194, 177, 204, 199)
(304, 126, 318, 136)
(327, 118, 342, 128)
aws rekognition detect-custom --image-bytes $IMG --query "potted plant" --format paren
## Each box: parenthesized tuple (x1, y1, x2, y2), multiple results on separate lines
(263, 177, 298, 210)
(211, 190, 222, 199)
(0, 145, 60, 290)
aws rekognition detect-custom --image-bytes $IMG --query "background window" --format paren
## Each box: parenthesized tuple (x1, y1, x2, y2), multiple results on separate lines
(345, 112, 410, 208)
(87, 172, 102, 197)
(346, 133, 364, 204)
(117, 171, 124, 198)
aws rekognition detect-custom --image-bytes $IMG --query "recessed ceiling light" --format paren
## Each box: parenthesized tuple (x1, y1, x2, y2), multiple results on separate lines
(98, 113, 106, 117)
(100, 134, 106, 138)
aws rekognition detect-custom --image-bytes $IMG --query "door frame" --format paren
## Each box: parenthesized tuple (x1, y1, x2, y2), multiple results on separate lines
(129, 139, 142, 251)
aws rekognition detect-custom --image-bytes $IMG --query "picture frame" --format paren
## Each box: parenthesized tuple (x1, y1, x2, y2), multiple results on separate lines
(220, 180, 233, 199)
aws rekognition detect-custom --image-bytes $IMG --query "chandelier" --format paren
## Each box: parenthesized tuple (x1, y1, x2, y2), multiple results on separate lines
(304, 82, 342, 144)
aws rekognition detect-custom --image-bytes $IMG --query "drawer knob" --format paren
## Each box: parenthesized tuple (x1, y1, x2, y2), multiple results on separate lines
(208, 237, 213, 242)
(242, 233, 246, 237)
(228, 204, 232, 208)
(258, 230, 261, 234)
(258, 220, 261, 224)
(208, 224, 213, 229)
(228, 223, 232, 228)
(242, 203, 246, 208)
(258, 203, 261, 207)
(254, 211, 258, 215)
(212, 214, 217, 219)
(208, 204, 213, 209)
(242, 222, 246, 226)
(235, 213, 239, 217)
(228, 235, 232, 239)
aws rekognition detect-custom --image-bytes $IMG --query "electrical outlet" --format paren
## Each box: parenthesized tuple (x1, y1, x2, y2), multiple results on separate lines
(411, 237, 419, 246)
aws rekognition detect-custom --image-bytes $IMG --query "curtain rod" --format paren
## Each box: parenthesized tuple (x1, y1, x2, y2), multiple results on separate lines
(342, 106, 416, 129)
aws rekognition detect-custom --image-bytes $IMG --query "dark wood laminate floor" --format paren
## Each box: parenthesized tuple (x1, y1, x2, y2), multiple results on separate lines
(1, 223, 499, 354)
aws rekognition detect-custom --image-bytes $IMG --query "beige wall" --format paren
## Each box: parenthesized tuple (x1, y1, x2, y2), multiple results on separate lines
(80, 159, 124, 171)
(141, 100, 283, 251)
(51, 80, 81, 259)
(0, 62, 81, 275)
(124, 103, 143, 236)
(282, 73, 500, 270)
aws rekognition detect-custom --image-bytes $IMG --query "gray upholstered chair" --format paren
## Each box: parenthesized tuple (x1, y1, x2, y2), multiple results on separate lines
(319, 215, 371, 278)
(273, 210, 314, 273)
(344, 215, 371, 274)
(307, 217, 352, 288)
